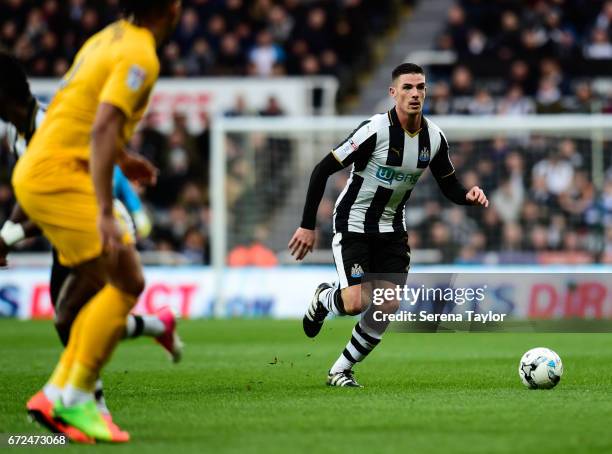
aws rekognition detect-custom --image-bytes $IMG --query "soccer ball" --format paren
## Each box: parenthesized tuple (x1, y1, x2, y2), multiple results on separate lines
(518, 347, 563, 389)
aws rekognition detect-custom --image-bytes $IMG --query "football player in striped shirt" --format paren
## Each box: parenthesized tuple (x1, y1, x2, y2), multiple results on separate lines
(289, 63, 488, 387)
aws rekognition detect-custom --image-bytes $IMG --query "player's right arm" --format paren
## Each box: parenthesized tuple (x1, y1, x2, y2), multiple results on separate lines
(92, 45, 159, 254)
(289, 119, 376, 260)
(91, 103, 127, 255)
(0, 204, 42, 267)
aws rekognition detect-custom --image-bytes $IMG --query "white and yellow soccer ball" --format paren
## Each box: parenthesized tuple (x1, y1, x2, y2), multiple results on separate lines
(518, 347, 563, 389)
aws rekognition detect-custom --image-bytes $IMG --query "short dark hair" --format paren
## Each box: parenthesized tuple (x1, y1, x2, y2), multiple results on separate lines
(120, 0, 176, 19)
(0, 50, 31, 105)
(392, 63, 425, 81)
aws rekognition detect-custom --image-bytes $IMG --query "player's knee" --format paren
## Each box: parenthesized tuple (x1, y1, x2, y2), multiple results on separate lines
(123, 272, 145, 297)
(341, 287, 363, 315)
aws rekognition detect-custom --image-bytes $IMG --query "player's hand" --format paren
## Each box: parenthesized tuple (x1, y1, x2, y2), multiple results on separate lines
(118, 152, 158, 186)
(288, 227, 315, 261)
(0, 238, 8, 267)
(466, 186, 489, 207)
(97, 212, 123, 259)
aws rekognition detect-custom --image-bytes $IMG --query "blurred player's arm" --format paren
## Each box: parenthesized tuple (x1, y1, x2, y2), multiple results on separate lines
(0, 203, 42, 267)
(116, 149, 158, 186)
(91, 103, 127, 253)
(94, 50, 159, 252)
(430, 133, 488, 207)
(289, 120, 376, 260)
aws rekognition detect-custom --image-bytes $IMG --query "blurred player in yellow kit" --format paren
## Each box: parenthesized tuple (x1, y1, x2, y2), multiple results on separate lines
(12, 0, 182, 443)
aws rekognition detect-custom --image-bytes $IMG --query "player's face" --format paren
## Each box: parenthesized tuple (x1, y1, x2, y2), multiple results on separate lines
(390, 73, 426, 116)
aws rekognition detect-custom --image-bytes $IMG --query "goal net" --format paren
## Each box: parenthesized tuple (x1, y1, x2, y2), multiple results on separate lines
(210, 115, 611, 271)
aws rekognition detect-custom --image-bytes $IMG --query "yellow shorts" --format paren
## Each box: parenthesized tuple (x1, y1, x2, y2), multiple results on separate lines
(14, 186, 134, 267)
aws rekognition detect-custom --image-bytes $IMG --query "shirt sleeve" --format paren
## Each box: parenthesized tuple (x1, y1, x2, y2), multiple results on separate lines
(99, 51, 159, 119)
(300, 153, 344, 229)
(429, 131, 469, 205)
(429, 131, 455, 179)
(331, 119, 377, 166)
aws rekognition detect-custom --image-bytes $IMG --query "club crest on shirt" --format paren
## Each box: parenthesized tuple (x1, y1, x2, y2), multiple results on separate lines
(419, 146, 430, 162)
(351, 263, 364, 278)
(126, 65, 146, 91)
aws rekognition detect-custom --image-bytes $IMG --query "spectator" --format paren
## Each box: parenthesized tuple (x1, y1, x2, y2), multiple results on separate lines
(497, 85, 535, 115)
(450, 65, 474, 97)
(532, 151, 574, 195)
(501, 223, 524, 252)
(493, 10, 521, 60)
(185, 38, 214, 76)
(566, 81, 596, 113)
(430, 221, 458, 263)
(444, 207, 479, 245)
(558, 170, 595, 227)
(584, 27, 612, 59)
(225, 94, 255, 117)
(227, 226, 278, 267)
(248, 30, 284, 76)
(445, 4, 468, 54)
(535, 77, 564, 113)
(557, 138, 583, 168)
(508, 59, 537, 95)
(528, 224, 550, 252)
(492, 177, 524, 223)
(267, 5, 294, 43)
(467, 88, 495, 115)
(182, 227, 208, 265)
(427, 81, 452, 115)
(259, 96, 284, 117)
(214, 33, 244, 75)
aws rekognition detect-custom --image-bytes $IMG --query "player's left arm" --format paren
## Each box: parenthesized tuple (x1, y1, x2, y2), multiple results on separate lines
(113, 166, 152, 238)
(429, 132, 488, 207)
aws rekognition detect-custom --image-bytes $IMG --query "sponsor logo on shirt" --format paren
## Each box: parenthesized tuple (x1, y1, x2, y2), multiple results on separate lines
(375, 166, 421, 185)
(126, 65, 146, 91)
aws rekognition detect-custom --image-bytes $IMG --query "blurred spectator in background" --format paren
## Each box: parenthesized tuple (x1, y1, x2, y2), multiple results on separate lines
(532, 151, 574, 196)
(492, 177, 524, 224)
(535, 77, 564, 113)
(584, 27, 612, 59)
(467, 88, 495, 115)
(566, 81, 596, 113)
(0, 0, 609, 265)
(497, 85, 535, 115)
(248, 30, 285, 76)
(228, 226, 278, 267)
(450, 65, 474, 97)
(427, 81, 452, 115)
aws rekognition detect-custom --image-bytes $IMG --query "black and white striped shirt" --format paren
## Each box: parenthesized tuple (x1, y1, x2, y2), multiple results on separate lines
(331, 108, 455, 234)
(0, 102, 46, 158)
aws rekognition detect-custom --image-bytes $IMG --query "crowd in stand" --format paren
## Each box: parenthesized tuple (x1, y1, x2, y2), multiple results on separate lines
(317, 135, 612, 264)
(0, 0, 409, 98)
(431, 0, 612, 115)
(0, 0, 611, 264)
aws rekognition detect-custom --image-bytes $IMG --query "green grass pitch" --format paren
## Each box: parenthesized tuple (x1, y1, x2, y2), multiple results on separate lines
(1, 318, 611, 453)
